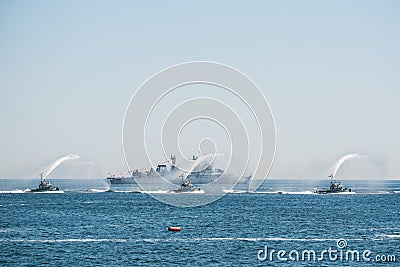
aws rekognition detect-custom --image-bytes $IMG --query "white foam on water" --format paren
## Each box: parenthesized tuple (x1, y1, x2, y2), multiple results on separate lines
(29, 190, 65, 194)
(248, 191, 276, 194)
(0, 190, 25, 194)
(252, 191, 315, 195)
(377, 191, 391, 194)
(111, 189, 141, 193)
(223, 189, 247, 194)
(180, 189, 205, 194)
(141, 190, 171, 194)
(326, 191, 356, 195)
(190, 237, 235, 241)
(82, 201, 95, 204)
(88, 189, 110, 193)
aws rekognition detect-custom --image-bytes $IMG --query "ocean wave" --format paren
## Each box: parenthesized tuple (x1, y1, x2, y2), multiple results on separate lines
(375, 234, 400, 239)
(359, 227, 400, 231)
(159, 237, 373, 242)
(0, 189, 65, 194)
(0, 238, 127, 243)
(0, 203, 27, 207)
(0, 237, 377, 244)
(137, 237, 364, 242)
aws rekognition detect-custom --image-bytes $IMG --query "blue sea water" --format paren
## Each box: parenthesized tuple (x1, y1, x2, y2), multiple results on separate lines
(0, 179, 399, 266)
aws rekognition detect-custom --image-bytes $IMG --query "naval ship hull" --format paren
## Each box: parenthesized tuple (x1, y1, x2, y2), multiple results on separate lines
(106, 177, 136, 184)
(107, 174, 252, 186)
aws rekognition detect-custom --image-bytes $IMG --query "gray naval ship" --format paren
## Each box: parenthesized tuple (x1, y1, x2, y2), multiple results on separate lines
(106, 155, 179, 185)
(107, 155, 252, 185)
(314, 174, 352, 194)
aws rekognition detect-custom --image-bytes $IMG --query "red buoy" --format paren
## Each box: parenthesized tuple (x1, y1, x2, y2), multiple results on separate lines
(168, 226, 182, 232)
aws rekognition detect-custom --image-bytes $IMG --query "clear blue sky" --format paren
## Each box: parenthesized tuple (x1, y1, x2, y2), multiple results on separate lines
(0, 1, 399, 179)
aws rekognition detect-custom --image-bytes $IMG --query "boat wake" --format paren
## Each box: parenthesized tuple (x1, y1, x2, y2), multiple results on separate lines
(87, 189, 111, 193)
(140, 189, 206, 194)
(83, 189, 143, 193)
(141, 190, 171, 194)
(2, 187, 397, 195)
(111, 189, 141, 193)
(173, 189, 205, 194)
(26, 190, 65, 194)
(333, 191, 356, 195)
(0, 189, 26, 194)
(251, 190, 315, 195)
(375, 234, 400, 239)
(0, 189, 64, 194)
(222, 189, 248, 194)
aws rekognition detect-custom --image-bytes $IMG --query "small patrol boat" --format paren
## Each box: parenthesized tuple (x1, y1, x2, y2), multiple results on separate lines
(29, 173, 62, 193)
(314, 174, 351, 194)
(172, 175, 201, 193)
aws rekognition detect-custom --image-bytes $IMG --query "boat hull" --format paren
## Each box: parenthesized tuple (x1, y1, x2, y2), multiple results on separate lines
(27, 189, 64, 194)
(314, 188, 352, 194)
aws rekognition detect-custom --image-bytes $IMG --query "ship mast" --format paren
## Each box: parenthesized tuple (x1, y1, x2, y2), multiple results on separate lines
(170, 155, 176, 170)
(328, 173, 334, 185)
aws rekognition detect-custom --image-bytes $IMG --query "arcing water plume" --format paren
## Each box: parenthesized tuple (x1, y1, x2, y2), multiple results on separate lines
(331, 153, 364, 179)
(182, 153, 219, 179)
(41, 154, 80, 179)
